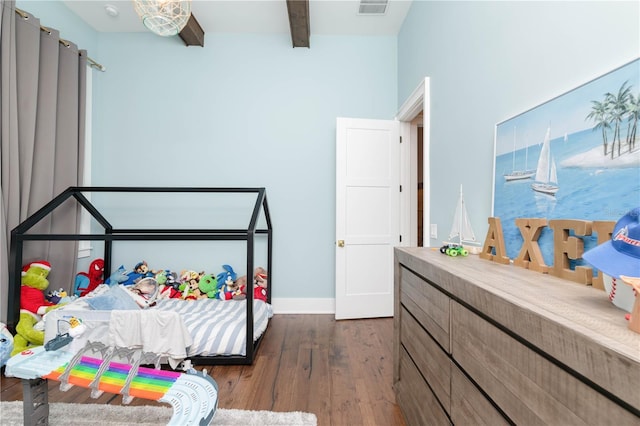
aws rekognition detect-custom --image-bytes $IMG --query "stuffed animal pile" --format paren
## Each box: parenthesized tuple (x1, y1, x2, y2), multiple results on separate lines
(96, 260, 268, 302)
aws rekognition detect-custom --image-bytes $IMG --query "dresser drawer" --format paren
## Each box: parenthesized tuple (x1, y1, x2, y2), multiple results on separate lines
(451, 363, 509, 425)
(396, 346, 451, 426)
(400, 306, 451, 414)
(451, 301, 640, 425)
(400, 266, 450, 352)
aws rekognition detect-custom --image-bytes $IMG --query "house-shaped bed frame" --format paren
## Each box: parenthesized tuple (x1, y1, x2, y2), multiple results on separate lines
(8, 186, 273, 365)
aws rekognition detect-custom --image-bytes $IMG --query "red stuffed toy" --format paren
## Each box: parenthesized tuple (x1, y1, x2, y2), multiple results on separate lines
(232, 267, 268, 302)
(253, 268, 268, 302)
(74, 258, 105, 297)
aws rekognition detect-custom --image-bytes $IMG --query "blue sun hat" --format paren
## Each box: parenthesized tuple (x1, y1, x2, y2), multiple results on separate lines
(583, 207, 640, 278)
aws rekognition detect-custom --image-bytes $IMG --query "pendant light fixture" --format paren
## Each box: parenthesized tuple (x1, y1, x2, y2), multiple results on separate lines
(132, 0, 192, 37)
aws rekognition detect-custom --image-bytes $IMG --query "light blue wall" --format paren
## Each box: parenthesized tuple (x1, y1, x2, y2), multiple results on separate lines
(398, 1, 640, 247)
(91, 32, 397, 298)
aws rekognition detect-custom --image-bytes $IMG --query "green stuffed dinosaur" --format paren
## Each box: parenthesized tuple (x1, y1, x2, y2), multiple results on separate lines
(198, 274, 219, 299)
(11, 261, 61, 356)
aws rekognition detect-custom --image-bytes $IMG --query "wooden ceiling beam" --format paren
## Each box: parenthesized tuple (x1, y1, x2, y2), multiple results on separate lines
(286, 0, 310, 48)
(179, 14, 205, 47)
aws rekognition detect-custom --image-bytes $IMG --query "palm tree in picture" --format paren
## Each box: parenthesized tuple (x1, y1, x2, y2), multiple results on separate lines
(625, 93, 639, 152)
(605, 81, 632, 158)
(586, 99, 612, 156)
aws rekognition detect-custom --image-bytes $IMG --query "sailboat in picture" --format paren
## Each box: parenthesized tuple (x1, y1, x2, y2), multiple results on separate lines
(531, 127, 559, 196)
(504, 127, 535, 181)
(441, 185, 482, 256)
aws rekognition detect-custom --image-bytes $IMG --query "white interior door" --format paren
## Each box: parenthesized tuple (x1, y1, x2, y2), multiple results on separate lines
(335, 117, 400, 320)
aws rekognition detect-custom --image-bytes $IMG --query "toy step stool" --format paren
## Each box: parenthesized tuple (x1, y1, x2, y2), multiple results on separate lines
(6, 342, 219, 425)
(22, 377, 49, 426)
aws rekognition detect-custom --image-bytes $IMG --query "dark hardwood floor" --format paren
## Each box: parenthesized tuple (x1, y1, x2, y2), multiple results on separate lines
(1, 315, 406, 426)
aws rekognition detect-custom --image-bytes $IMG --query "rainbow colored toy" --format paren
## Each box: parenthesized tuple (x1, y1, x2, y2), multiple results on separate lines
(5, 342, 218, 425)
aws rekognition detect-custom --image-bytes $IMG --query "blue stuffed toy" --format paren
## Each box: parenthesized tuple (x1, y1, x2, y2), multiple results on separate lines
(216, 264, 237, 285)
(105, 265, 129, 286)
(0, 322, 14, 367)
(119, 261, 154, 285)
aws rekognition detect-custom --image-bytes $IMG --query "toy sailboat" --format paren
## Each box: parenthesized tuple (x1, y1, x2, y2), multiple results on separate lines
(531, 126, 559, 196)
(442, 185, 482, 255)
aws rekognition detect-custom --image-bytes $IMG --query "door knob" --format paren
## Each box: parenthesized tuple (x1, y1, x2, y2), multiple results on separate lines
(337, 240, 345, 247)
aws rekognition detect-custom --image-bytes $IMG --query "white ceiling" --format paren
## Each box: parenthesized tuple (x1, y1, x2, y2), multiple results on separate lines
(62, 0, 413, 36)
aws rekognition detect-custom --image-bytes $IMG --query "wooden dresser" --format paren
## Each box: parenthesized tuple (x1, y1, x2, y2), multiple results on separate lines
(394, 247, 640, 426)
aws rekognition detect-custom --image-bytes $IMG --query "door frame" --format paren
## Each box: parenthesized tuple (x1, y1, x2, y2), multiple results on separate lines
(397, 77, 431, 247)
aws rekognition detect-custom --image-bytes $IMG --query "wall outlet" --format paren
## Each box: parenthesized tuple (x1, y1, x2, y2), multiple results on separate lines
(430, 224, 437, 239)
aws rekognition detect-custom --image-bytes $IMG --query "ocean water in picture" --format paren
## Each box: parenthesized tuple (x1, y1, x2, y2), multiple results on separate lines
(493, 58, 640, 268)
(494, 128, 639, 266)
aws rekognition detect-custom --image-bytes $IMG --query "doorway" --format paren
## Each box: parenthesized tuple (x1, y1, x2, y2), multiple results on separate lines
(397, 77, 430, 248)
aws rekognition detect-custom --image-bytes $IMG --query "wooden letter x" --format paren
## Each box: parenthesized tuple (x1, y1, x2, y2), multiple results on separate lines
(513, 218, 549, 274)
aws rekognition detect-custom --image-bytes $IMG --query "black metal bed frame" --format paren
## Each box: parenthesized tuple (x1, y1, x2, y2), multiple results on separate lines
(8, 186, 273, 365)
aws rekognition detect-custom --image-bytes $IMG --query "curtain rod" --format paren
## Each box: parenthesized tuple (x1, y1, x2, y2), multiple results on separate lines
(14, 7, 105, 72)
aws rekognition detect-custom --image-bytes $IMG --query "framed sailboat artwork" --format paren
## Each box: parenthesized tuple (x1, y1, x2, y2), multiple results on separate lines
(492, 57, 640, 267)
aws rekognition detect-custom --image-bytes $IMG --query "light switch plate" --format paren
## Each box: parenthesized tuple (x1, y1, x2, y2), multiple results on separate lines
(430, 224, 437, 239)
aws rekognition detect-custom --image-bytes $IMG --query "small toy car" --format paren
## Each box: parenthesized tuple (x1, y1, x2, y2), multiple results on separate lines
(439, 244, 469, 257)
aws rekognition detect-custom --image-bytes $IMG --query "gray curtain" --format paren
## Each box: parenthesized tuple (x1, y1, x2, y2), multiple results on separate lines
(1, 1, 87, 323)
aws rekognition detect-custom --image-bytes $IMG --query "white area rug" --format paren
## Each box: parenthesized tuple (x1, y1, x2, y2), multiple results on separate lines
(0, 401, 317, 426)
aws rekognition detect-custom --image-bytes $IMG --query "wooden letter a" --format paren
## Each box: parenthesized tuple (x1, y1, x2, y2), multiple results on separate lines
(480, 217, 510, 264)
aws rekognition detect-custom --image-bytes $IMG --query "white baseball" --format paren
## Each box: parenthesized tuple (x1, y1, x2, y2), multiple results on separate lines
(603, 273, 637, 313)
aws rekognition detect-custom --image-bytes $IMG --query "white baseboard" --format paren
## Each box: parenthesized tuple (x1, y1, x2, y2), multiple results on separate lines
(271, 298, 335, 314)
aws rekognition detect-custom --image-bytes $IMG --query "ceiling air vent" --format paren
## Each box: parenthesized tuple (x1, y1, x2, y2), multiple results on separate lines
(358, 0, 388, 15)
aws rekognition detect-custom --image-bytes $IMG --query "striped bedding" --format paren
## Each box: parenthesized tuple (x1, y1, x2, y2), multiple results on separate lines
(154, 298, 273, 356)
